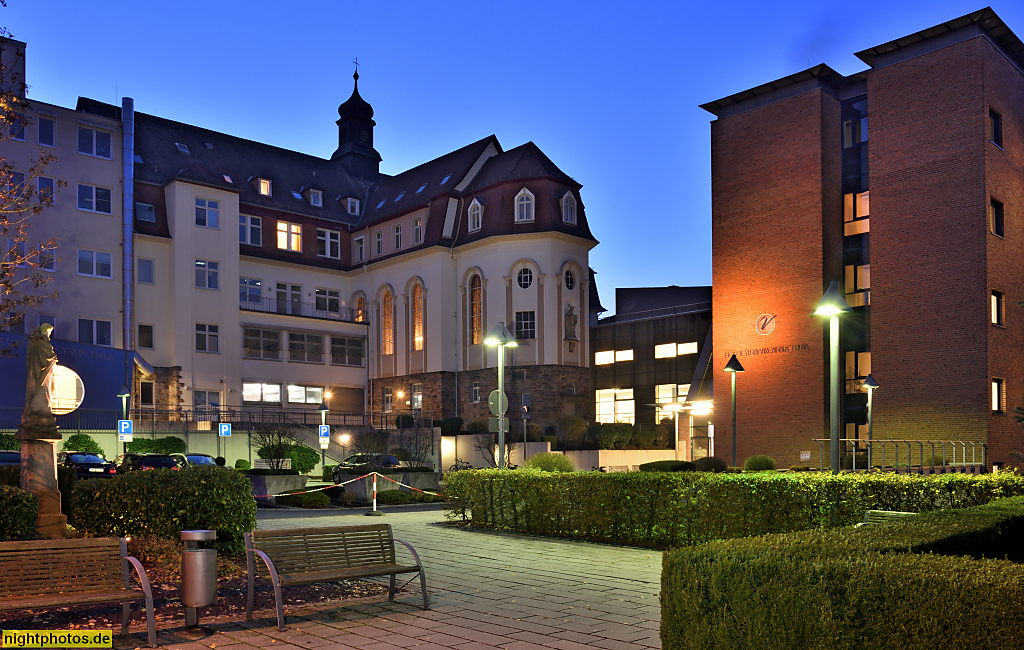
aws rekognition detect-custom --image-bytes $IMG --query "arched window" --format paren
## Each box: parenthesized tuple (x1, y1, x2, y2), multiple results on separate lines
(470, 275, 482, 345)
(382, 290, 393, 355)
(562, 195, 576, 224)
(469, 202, 482, 232)
(515, 189, 534, 222)
(354, 295, 365, 323)
(412, 283, 424, 351)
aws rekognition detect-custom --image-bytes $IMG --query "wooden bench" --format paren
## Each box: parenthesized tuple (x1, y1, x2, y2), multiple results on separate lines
(857, 509, 917, 526)
(0, 537, 156, 647)
(245, 524, 428, 630)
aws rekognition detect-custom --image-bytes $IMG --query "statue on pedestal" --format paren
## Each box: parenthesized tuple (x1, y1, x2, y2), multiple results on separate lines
(21, 323, 58, 430)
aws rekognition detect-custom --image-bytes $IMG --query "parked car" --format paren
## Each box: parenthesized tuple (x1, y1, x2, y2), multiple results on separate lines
(185, 453, 226, 467)
(114, 452, 189, 472)
(57, 452, 117, 479)
(332, 454, 401, 484)
(0, 450, 20, 467)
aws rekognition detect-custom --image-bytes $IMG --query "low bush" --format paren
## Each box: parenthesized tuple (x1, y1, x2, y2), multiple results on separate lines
(377, 490, 413, 505)
(1, 466, 77, 521)
(72, 465, 256, 556)
(543, 435, 558, 451)
(597, 423, 632, 450)
(788, 465, 812, 472)
(61, 433, 103, 454)
(632, 426, 656, 448)
(435, 417, 463, 436)
(694, 456, 728, 473)
(525, 452, 575, 473)
(661, 497, 1024, 648)
(0, 484, 38, 541)
(639, 460, 696, 473)
(334, 465, 434, 474)
(321, 464, 336, 482)
(412, 490, 445, 503)
(276, 491, 330, 509)
(234, 459, 251, 471)
(558, 416, 588, 449)
(526, 423, 544, 442)
(653, 424, 673, 447)
(127, 436, 186, 454)
(743, 455, 777, 471)
(0, 432, 17, 450)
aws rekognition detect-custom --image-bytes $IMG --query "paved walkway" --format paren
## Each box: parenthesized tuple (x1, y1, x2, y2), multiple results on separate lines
(116, 506, 663, 649)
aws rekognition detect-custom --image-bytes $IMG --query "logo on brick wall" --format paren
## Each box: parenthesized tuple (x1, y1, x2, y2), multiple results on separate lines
(755, 314, 776, 336)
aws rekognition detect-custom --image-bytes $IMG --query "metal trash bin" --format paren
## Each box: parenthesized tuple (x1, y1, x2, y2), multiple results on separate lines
(181, 530, 217, 626)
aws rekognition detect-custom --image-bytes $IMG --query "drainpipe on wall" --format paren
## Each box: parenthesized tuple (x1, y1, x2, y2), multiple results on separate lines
(121, 97, 135, 391)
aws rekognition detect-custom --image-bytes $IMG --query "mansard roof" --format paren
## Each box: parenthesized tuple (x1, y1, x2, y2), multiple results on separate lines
(462, 141, 580, 193)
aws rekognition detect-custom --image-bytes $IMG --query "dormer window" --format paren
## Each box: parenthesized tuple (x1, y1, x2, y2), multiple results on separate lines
(562, 194, 576, 224)
(515, 188, 534, 222)
(347, 198, 360, 215)
(259, 178, 272, 196)
(468, 198, 484, 232)
(310, 190, 322, 207)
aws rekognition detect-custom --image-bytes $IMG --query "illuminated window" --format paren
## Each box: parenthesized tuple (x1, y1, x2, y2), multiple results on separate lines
(276, 221, 301, 252)
(354, 294, 366, 323)
(677, 342, 698, 355)
(655, 384, 690, 422)
(845, 264, 871, 307)
(515, 188, 534, 222)
(615, 349, 633, 362)
(259, 178, 272, 196)
(412, 384, 423, 410)
(382, 290, 394, 355)
(655, 343, 676, 359)
(471, 382, 480, 403)
(845, 351, 871, 394)
(843, 191, 870, 236)
(992, 378, 1005, 413)
(594, 351, 614, 365)
(288, 385, 324, 404)
(242, 382, 280, 403)
(470, 275, 482, 344)
(992, 291, 1004, 326)
(595, 388, 634, 424)
(412, 283, 424, 351)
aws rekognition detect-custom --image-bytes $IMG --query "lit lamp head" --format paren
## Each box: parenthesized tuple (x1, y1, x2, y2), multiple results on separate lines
(339, 433, 351, 444)
(484, 323, 518, 348)
(665, 402, 684, 412)
(690, 401, 713, 417)
(117, 386, 130, 402)
(813, 280, 853, 318)
(723, 355, 745, 373)
(862, 374, 879, 391)
(317, 401, 329, 414)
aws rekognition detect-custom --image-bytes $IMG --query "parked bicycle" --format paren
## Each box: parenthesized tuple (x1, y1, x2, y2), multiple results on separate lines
(448, 458, 474, 472)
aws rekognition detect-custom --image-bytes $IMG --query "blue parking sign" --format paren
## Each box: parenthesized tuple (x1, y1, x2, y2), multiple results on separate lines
(318, 424, 330, 437)
(118, 420, 133, 442)
(219, 423, 232, 437)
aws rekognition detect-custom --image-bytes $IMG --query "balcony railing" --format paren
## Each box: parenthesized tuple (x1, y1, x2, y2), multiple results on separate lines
(240, 297, 368, 325)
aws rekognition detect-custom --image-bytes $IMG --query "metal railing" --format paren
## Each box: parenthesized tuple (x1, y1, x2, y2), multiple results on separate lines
(240, 296, 369, 325)
(814, 438, 988, 474)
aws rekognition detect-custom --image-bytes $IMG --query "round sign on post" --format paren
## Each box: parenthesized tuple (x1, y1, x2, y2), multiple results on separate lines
(488, 390, 508, 416)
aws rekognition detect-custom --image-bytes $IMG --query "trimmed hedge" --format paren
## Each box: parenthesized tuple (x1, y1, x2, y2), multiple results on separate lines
(335, 466, 435, 474)
(0, 432, 18, 450)
(0, 484, 38, 541)
(0, 466, 77, 521)
(276, 491, 330, 508)
(639, 460, 696, 472)
(443, 469, 1024, 549)
(743, 454, 776, 471)
(661, 497, 1024, 648)
(72, 465, 256, 556)
(126, 436, 186, 454)
(524, 452, 575, 473)
(61, 433, 104, 454)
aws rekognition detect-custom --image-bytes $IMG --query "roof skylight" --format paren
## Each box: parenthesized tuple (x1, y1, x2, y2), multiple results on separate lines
(376, 200, 386, 209)
(205, 142, 215, 150)
(416, 183, 427, 194)
(440, 173, 451, 185)
(174, 142, 190, 154)
(291, 190, 303, 200)
(223, 174, 233, 184)
(395, 192, 405, 202)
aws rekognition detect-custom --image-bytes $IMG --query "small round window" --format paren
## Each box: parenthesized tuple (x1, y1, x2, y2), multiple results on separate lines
(517, 268, 533, 289)
(565, 270, 576, 291)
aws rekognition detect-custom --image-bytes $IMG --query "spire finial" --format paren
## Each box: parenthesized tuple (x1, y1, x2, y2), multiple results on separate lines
(353, 57, 360, 83)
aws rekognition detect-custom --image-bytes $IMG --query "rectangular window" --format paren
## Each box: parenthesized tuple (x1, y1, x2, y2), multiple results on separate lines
(330, 336, 365, 366)
(243, 382, 281, 403)
(38, 314, 55, 328)
(77, 183, 112, 214)
(383, 387, 392, 413)
(7, 239, 25, 268)
(317, 228, 341, 259)
(654, 343, 676, 359)
(309, 189, 322, 207)
(240, 214, 262, 246)
(515, 311, 536, 340)
(135, 201, 156, 222)
(595, 388, 635, 424)
(276, 283, 301, 315)
(354, 236, 365, 262)
(78, 319, 112, 346)
(992, 290, 1004, 326)
(655, 384, 690, 423)
(287, 385, 324, 404)
(239, 277, 262, 305)
(990, 199, 1004, 237)
(138, 324, 154, 349)
(594, 350, 614, 365)
(259, 178, 272, 196)
(195, 259, 219, 289)
(471, 381, 480, 403)
(289, 332, 324, 363)
(195, 198, 219, 228)
(4, 312, 24, 334)
(8, 114, 24, 141)
(374, 232, 383, 256)
(316, 288, 340, 314)
(394, 225, 402, 250)
(194, 390, 221, 414)
(140, 381, 155, 406)
(677, 342, 698, 355)
(38, 177, 55, 202)
(77, 249, 112, 278)
(243, 327, 280, 360)
(990, 109, 1003, 148)
(615, 349, 634, 362)
(413, 218, 422, 244)
(77, 126, 111, 158)
(195, 323, 219, 353)
(411, 384, 423, 410)
(38, 116, 55, 147)
(347, 198, 360, 215)
(992, 378, 1005, 413)
(276, 221, 301, 252)
(137, 258, 154, 284)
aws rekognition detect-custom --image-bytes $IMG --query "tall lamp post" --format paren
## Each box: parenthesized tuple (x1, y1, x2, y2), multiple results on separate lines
(723, 355, 745, 467)
(117, 385, 130, 455)
(318, 401, 329, 469)
(484, 322, 518, 469)
(813, 281, 853, 475)
(862, 374, 878, 467)
(665, 402, 683, 461)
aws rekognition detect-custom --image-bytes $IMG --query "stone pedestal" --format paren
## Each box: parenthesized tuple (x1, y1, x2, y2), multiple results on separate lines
(16, 425, 66, 539)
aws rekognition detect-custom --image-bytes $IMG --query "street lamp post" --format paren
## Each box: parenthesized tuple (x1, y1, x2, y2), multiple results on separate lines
(117, 385, 130, 455)
(665, 402, 683, 461)
(484, 322, 518, 469)
(723, 355, 745, 467)
(862, 374, 879, 467)
(813, 281, 853, 475)
(318, 401, 329, 469)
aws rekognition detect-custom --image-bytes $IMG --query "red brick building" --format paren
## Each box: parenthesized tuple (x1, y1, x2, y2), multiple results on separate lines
(702, 8, 1024, 469)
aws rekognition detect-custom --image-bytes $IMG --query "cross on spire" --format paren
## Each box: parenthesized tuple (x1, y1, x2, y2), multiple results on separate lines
(353, 57, 360, 82)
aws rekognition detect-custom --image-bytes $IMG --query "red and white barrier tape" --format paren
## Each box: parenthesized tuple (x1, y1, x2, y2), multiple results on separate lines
(253, 471, 440, 499)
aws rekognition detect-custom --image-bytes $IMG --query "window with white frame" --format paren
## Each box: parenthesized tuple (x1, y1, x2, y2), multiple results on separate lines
(276, 221, 301, 252)
(565, 269, 576, 290)
(515, 188, 534, 222)
(383, 387, 392, 413)
(137, 258, 154, 284)
(243, 327, 280, 360)
(289, 332, 324, 363)
(354, 236, 365, 262)
(258, 178, 272, 196)
(243, 382, 281, 403)
(8, 114, 24, 141)
(195, 198, 219, 228)
(38, 314, 55, 329)
(394, 225, 402, 250)
(317, 228, 341, 259)
(37, 177, 55, 203)
(8, 239, 26, 268)
(655, 384, 690, 423)
(411, 384, 422, 410)
(354, 295, 366, 322)
(78, 318, 112, 346)
(287, 385, 324, 404)
(77, 183, 112, 214)
(39, 246, 54, 271)
(413, 218, 422, 244)
(471, 381, 480, 403)
(374, 231, 383, 256)
(194, 260, 219, 289)
(77, 126, 111, 158)
(992, 378, 1005, 413)
(239, 277, 262, 305)
(77, 249, 112, 278)
(595, 388, 635, 424)
(38, 115, 55, 147)
(562, 194, 576, 224)
(309, 189, 322, 207)
(135, 202, 156, 222)
(240, 214, 262, 246)
(137, 324, 154, 349)
(330, 336, 365, 366)
(316, 288, 340, 314)
(468, 201, 482, 232)
(515, 311, 536, 340)
(517, 268, 533, 289)
(194, 390, 220, 413)
(347, 197, 360, 215)
(195, 323, 219, 352)
(276, 283, 301, 315)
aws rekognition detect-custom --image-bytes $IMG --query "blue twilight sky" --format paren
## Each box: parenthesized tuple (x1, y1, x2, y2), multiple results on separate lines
(5, 1, 1022, 315)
